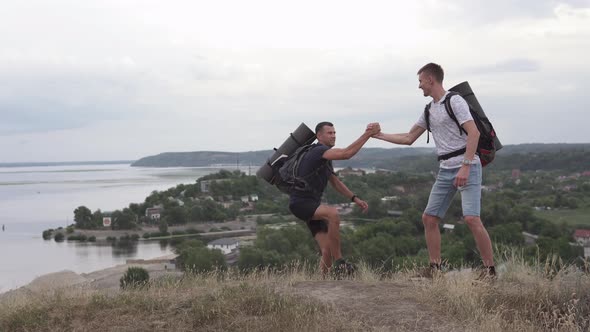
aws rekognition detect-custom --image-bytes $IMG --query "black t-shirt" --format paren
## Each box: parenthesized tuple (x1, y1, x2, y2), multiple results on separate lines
(290, 143, 334, 201)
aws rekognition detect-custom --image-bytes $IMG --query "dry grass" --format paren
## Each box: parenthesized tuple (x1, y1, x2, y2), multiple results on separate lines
(1, 256, 589, 332)
(414, 250, 590, 332)
(0, 267, 368, 332)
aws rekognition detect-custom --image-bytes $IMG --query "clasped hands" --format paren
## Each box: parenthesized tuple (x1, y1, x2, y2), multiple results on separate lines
(366, 122, 381, 136)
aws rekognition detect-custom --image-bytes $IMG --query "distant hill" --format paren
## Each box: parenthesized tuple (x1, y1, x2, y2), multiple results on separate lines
(131, 150, 276, 168)
(130, 147, 435, 168)
(131, 143, 590, 172)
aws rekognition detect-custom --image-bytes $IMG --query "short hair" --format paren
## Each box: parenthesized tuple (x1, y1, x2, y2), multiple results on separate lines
(417, 63, 444, 83)
(315, 121, 334, 134)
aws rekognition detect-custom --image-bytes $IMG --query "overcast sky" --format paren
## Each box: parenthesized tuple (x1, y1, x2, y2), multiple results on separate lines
(1, 0, 589, 162)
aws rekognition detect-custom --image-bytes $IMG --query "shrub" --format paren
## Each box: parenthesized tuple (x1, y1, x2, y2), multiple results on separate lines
(149, 231, 169, 238)
(42, 229, 53, 240)
(88, 236, 96, 242)
(67, 234, 88, 242)
(106, 236, 116, 242)
(182, 247, 227, 273)
(142, 232, 151, 239)
(66, 225, 75, 234)
(186, 228, 202, 234)
(54, 233, 65, 242)
(158, 221, 168, 234)
(120, 267, 150, 289)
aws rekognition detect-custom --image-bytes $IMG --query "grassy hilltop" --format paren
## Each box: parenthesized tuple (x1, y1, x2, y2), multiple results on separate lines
(1, 255, 589, 332)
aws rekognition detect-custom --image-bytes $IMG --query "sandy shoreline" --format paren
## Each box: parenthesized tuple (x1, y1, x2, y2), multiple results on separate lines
(0, 254, 181, 303)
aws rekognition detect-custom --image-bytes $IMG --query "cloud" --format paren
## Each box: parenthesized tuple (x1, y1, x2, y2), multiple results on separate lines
(467, 58, 541, 75)
(0, 61, 157, 135)
(0, 1, 589, 161)
(420, 0, 587, 26)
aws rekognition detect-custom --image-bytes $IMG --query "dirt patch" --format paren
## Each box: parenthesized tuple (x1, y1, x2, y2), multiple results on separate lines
(288, 280, 464, 331)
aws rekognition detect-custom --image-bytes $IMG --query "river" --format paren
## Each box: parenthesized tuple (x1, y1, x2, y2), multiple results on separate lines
(0, 163, 253, 293)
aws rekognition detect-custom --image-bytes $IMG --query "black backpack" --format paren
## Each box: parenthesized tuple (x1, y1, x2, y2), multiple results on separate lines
(269, 144, 330, 195)
(424, 91, 500, 166)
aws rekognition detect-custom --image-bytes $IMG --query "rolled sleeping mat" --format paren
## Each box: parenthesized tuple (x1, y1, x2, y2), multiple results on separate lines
(256, 122, 316, 184)
(449, 81, 502, 150)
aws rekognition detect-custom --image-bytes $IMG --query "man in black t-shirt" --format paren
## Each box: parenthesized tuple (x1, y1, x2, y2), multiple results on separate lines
(289, 121, 380, 275)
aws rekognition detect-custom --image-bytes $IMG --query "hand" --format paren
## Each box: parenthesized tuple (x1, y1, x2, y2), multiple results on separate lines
(366, 122, 381, 135)
(453, 165, 470, 187)
(354, 197, 369, 213)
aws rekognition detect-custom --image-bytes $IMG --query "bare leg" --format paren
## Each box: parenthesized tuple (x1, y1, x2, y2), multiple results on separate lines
(314, 232, 332, 274)
(422, 214, 441, 265)
(464, 216, 494, 267)
(311, 205, 342, 261)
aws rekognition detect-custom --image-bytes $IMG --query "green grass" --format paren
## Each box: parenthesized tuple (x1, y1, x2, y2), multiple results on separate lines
(534, 207, 590, 226)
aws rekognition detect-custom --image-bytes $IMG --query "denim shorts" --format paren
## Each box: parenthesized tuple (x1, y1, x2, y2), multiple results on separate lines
(424, 163, 482, 218)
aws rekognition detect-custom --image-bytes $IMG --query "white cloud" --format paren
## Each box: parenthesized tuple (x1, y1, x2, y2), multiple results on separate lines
(0, 0, 589, 161)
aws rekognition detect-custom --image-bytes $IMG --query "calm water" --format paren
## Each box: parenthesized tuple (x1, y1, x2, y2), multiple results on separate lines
(0, 163, 252, 293)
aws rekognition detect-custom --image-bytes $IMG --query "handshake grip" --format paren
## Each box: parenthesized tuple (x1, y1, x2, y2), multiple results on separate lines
(366, 122, 381, 135)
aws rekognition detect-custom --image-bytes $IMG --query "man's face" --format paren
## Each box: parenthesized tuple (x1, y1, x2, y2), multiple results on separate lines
(317, 125, 336, 147)
(418, 72, 433, 97)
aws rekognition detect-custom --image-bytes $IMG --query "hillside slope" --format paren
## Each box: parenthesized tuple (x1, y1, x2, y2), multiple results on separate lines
(2, 261, 588, 331)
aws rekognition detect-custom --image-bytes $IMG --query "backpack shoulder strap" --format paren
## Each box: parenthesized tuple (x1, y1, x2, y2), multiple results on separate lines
(424, 103, 432, 143)
(296, 144, 331, 180)
(443, 92, 467, 136)
(291, 144, 315, 178)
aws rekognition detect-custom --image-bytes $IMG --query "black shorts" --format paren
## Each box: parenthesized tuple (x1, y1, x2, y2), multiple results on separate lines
(289, 198, 328, 237)
(305, 219, 329, 237)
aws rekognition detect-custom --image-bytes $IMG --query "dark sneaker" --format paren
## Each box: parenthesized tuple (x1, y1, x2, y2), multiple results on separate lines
(332, 258, 356, 279)
(475, 266, 497, 282)
(412, 263, 444, 279)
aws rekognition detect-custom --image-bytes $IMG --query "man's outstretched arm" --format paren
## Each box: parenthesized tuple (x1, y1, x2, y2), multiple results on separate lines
(323, 123, 380, 161)
(372, 124, 426, 146)
(328, 175, 368, 212)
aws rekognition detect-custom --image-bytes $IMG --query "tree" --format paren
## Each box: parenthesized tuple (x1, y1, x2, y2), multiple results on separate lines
(74, 206, 93, 229)
(507, 204, 536, 230)
(128, 203, 142, 216)
(489, 223, 524, 245)
(182, 247, 227, 273)
(165, 206, 187, 225)
(191, 205, 204, 222)
(200, 200, 227, 222)
(237, 225, 317, 271)
(92, 209, 104, 228)
(175, 240, 227, 272)
(536, 236, 583, 263)
(111, 208, 137, 230)
(158, 220, 169, 235)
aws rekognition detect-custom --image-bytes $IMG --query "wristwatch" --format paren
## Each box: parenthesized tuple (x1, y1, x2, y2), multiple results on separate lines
(461, 159, 472, 166)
